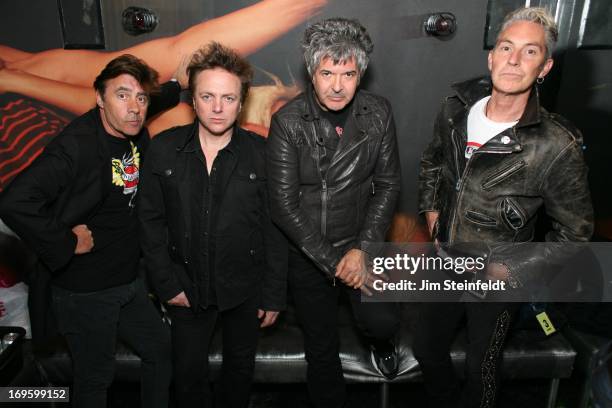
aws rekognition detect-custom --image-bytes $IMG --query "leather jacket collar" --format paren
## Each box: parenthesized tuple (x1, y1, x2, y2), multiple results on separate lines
(300, 85, 373, 122)
(451, 76, 542, 129)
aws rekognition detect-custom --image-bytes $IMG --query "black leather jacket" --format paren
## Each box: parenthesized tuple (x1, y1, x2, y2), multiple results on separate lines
(267, 86, 401, 278)
(419, 77, 593, 284)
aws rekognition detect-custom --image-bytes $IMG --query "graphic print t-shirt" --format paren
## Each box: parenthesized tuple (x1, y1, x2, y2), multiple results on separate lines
(54, 133, 142, 292)
(465, 96, 517, 159)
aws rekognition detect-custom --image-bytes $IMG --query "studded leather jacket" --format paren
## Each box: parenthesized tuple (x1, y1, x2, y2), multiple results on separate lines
(267, 86, 401, 278)
(419, 77, 593, 284)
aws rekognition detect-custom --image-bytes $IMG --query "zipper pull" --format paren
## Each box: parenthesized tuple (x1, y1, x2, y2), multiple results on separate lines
(455, 179, 461, 191)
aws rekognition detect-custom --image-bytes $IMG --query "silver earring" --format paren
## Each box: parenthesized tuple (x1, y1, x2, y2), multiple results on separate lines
(536, 77, 544, 85)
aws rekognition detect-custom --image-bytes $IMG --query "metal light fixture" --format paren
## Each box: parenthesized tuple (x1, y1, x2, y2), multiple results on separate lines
(423, 13, 457, 37)
(122, 6, 158, 36)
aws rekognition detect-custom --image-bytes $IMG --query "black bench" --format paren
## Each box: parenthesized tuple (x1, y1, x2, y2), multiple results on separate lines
(17, 303, 575, 408)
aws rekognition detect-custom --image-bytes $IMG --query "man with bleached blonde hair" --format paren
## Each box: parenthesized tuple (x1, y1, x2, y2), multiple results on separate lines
(416, 7, 593, 407)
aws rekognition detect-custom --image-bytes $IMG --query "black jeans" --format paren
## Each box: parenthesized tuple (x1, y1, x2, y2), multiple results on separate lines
(51, 278, 172, 408)
(289, 249, 400, 408)
(413, 302, 520, 408)
(167, 294, 260, 408)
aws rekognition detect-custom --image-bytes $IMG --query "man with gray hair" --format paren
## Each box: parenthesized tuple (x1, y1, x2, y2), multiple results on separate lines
(416, 7, 592, 407)
(267, 17, 401, 407)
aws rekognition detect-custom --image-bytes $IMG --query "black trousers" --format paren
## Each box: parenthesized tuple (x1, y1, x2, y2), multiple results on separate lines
(167, 295, 260, 408)
(51, 278, 172, 408)
(289, 249, 400, 408)
(412, 302, 520, 408)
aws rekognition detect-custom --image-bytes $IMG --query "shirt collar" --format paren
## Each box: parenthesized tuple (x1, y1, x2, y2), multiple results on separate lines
(181, 120, 241, 156)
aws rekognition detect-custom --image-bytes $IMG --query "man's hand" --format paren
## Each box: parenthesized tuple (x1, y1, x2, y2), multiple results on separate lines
(425, 211, 439, 238)
(72, 224, 94, 254)
(425, 211, 440, 250)
(167, 291, 191, 307)
(257, 309, 279, 328)
(336, 249, 367, 289)
(486, 263, 509, 281)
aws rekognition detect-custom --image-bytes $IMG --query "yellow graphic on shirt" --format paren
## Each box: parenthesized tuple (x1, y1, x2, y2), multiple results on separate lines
(111, 141, 140, 195)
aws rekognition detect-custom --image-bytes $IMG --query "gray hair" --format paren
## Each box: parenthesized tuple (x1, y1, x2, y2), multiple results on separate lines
(301, 17, 373, 77)
(499, 7, 558, 59)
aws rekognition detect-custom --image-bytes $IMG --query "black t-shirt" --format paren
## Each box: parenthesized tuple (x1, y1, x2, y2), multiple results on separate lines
(54, 133, 142, 292)
(318, 99, 353, 138)
(315, 99, 353, 174)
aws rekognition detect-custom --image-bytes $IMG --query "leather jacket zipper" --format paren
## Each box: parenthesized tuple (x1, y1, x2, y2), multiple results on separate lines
(321, 179, 328, 237)
(310, 121, 334, 285)
(311, 121, 329, 239)
(448, 127, 463, 244)
(447, 126, 515, 243)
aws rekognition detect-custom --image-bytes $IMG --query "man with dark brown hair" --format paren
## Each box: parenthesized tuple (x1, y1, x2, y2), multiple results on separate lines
(0, 54, 173, 408)
(139, 42, 286, 408)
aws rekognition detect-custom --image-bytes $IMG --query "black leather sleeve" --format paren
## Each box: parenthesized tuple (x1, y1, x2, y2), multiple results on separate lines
(491, 138, 594, 285)
(541, 140, 593, 243)
(418, 106, 445, 214)
(357, 105, 401, 249)
(266, 115, 343, 278)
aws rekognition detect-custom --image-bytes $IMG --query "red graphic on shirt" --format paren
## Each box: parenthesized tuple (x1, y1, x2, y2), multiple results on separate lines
(122, 162, 139, 194)
(111, 141, 141, 207)
(465, 141, 482, 158)
(335, 126, 343, 136)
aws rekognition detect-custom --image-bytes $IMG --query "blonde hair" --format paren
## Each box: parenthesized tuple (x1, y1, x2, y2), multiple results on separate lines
(500, 7, 558, 59)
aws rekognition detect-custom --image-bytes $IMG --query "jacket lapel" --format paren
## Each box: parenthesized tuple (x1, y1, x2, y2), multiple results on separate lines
(330, 93, 370, 168)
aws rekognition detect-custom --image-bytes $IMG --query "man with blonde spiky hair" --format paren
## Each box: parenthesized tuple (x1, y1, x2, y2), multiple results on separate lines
(416, 7, 593, 407)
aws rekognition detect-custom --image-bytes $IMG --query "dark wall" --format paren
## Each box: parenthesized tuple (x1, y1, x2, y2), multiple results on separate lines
(102, 0, 494, 214)
(101, 0, 215, 50)
(0, 1, 63, 51)
(0, 0, 492, 216)
(556, 48, 612, 239)
(1, 0, 610, 237)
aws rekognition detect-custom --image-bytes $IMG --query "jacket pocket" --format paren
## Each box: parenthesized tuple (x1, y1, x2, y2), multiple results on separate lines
(482, 160, 526, 190)
(465, 209, 498, 227)
(498, 197, 527, 231)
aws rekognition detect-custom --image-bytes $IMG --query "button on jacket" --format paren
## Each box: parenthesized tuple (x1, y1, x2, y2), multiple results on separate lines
(138, 122, 287, 312)
(419, 77, 593, 284)
(267, 86, 401, 278)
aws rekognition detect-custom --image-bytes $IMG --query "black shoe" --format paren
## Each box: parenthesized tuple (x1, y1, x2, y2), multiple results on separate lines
(370, 343, 399, 379)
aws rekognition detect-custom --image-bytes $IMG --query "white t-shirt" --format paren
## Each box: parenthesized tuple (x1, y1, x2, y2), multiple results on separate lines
(465, 96, 517, 159)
